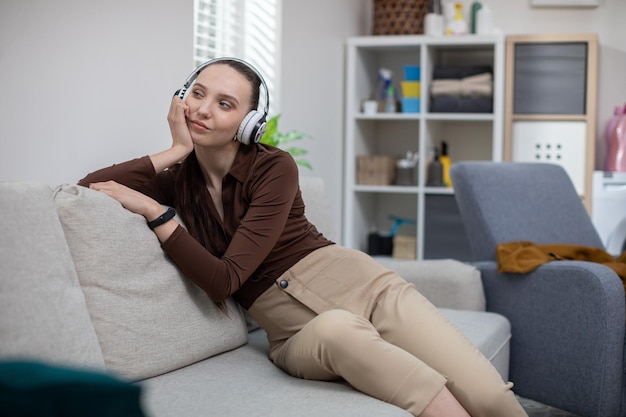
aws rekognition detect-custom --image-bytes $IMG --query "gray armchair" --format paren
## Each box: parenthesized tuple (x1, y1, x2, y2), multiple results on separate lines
(450, 161, 626, 417)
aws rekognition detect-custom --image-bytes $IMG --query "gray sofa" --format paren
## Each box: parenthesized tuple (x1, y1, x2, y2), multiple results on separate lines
(1, 177, 512, 417)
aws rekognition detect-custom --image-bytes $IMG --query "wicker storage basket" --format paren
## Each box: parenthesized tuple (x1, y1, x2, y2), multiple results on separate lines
(373, 0, 429, 35)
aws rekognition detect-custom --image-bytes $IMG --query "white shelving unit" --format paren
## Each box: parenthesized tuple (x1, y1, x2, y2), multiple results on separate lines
(343, 34, 505, 260)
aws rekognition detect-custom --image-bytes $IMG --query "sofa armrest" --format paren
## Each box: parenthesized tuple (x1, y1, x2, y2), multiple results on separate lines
(474, 260, 625, 417)
(376, 258, 485, 311)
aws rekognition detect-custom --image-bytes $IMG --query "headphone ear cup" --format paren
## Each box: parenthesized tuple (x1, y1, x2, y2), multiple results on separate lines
(237, 110, 267, 145)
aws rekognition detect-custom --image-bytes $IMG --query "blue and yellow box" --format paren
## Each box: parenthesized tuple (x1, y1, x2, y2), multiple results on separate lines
(401, 81, 421, 98)
(402, 98, 421, 113)
(404, 65, 421, 81)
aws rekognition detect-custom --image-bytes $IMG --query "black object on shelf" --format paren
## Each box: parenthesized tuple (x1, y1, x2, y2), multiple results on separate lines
(367, 233, 393, 256)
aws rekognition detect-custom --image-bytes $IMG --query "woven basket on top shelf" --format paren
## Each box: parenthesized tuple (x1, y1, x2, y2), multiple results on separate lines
(373, 0, 429, 35)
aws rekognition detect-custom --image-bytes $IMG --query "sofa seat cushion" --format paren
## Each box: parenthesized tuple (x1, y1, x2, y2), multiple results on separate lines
(140, 330, 411, 417)
(54, 185, 247, 381)
(439, 308, 511, 381)
(0, 182, 104, 369)
(141, 308, 511, 417)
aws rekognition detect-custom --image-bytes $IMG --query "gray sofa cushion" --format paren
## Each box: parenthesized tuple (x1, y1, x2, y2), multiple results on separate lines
(377, 258, 486, 311)
(0, 182, 104, 369)
(54, 184, 248, 381)
(142, 308, 511, 417)
(141, 329, 411, 417)
(439, 308, 511, 381)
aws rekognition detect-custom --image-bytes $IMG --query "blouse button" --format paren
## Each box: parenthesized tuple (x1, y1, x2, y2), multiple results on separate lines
(279, 280, 289, 289)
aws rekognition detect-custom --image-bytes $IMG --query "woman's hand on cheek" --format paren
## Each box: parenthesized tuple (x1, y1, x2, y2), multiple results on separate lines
(148, 97, 194, 173)
(167, 96, 194, 156)
(89, 181, 164, 221)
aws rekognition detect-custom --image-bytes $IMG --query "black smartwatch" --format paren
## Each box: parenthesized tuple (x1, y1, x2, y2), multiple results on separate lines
(147, 207, 176, 230)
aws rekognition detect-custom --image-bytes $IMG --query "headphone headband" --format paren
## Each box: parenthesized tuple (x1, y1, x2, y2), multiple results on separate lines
(177, 57, 269, 118)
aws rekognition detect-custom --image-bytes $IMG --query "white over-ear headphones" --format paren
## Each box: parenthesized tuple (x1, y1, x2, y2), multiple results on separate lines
(176, 57, 269, 145)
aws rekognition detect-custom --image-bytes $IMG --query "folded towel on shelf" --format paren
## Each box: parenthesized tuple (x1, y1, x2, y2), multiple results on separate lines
(431, 73, 493, 97)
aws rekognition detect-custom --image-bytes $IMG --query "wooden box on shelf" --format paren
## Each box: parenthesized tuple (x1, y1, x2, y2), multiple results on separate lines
(357, 155, 396, 185)
(392, 235, 417, 259)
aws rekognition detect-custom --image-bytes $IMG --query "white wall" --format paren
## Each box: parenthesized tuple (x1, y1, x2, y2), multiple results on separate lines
(0, 0, 193, 185)
(280, 0, 370, 236)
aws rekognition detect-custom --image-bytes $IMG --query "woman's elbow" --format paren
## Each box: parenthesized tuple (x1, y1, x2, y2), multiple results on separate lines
(201, 281, 236, 303)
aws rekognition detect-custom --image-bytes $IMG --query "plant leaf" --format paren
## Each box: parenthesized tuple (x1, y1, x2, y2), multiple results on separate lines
(294, 159, 313, 170)
(285, 147, 308, 157)
(260, 115, 280, 145)
(258, 114, 313, 169)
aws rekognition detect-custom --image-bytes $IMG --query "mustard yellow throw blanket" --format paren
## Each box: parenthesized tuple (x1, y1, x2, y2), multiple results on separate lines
(497, 241, 626, 292)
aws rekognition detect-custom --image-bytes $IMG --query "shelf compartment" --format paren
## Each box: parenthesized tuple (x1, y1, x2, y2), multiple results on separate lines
(424, 119, 495, 164)
(350, 193, 419, 256)
(423, 194, 472, 261)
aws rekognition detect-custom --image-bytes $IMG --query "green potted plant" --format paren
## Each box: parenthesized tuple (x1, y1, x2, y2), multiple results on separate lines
(260, 115, 312, 170)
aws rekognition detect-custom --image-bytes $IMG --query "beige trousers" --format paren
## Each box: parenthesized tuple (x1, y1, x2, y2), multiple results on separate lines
(247, 245, 528, 417)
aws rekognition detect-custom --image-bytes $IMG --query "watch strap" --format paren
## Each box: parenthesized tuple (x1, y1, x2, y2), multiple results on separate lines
(147, 207, 176, 230)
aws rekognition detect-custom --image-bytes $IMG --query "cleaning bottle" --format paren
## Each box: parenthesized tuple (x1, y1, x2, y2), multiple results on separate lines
(385, 85, 396, 113)
(605, 104, 626, 171)
(440, 141, 452, 187)
(376, 68, 393, 112)
(426, 147, 445, 187)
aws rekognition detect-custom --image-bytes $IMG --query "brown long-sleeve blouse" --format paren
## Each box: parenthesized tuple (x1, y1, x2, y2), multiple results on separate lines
(79, 144, 334, 309)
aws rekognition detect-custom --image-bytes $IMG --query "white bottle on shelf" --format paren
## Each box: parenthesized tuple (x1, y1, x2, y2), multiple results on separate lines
(476, 3, 493, 35)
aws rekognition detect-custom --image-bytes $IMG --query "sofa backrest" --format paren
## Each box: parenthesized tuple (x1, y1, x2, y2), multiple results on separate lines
(451, 161, 604, 261)
(0, 182, 105, 370)
(299, 176, 335, 242)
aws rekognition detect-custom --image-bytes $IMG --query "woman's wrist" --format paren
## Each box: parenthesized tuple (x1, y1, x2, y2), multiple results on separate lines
(171, 143, 193, 162)
(145, 202, 170, 222)
(149, 145, 191, 172)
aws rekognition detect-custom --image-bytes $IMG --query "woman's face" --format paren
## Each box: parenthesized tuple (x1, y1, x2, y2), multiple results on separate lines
(185, 64, 253, 147)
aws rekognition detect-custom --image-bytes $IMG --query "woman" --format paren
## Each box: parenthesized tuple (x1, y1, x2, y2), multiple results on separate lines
(80, 58, 528, 417)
